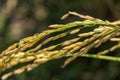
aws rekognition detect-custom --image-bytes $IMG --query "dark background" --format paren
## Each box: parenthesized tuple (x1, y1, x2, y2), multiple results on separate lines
(1, 0, 120, 80)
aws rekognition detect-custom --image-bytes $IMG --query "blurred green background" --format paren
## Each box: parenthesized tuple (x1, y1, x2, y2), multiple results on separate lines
(1, 0, 120, 80)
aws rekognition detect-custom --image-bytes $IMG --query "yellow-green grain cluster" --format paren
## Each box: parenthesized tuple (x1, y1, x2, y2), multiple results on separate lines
(1, 12, 120, 80)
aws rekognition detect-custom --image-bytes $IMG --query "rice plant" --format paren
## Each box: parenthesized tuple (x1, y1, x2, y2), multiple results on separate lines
(1, 12, 120, 80)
